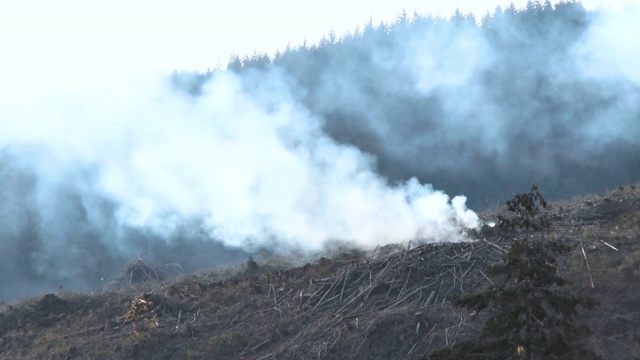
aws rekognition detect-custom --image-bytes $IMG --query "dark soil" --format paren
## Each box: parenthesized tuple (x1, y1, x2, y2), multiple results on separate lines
(2, 184, 640, 359)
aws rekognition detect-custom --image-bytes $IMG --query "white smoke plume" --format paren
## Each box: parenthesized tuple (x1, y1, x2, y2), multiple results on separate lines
(0, 60, 480, 301)
(2, 70, 478, 251)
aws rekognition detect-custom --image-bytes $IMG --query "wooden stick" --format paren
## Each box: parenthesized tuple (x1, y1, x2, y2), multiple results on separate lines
(339, 270, 349, 301)
(482, 238, 507, 253)
(581, 242, 595, 288)
(425, 290, 436, 306)
(599, 239, 618, 251)
(479, 269, 494, 285)
(309, 275, 341, 312)
(397, 268, 412, 298)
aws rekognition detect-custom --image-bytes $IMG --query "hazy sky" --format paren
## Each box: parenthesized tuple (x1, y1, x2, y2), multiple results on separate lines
(0, 0, 622, 83)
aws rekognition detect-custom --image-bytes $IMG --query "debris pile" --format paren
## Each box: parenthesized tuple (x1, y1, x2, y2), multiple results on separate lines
(247, 235, 510, 358)
(106, 258, 167, 290)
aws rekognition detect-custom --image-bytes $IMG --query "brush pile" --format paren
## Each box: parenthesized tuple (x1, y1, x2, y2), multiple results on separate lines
(105, 258, 167, 290)
(244, 233, 511, 359)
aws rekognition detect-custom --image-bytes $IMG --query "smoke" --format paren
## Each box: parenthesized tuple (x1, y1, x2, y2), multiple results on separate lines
(0, 64, 477, 302)
(576, 4, 640, 82)
(102, 71, 477, 248)
(271, 3, 640, 207)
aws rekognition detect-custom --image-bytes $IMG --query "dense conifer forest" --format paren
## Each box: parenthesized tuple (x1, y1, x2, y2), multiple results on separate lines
(177, 0, 640, 209)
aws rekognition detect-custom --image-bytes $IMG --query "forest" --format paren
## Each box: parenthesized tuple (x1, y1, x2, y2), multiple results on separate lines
(177, 0, 640, 209)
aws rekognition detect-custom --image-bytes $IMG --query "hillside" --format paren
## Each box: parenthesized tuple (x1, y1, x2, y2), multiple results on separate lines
(3, 0, 640, 312)
(2, 184, 639, 359)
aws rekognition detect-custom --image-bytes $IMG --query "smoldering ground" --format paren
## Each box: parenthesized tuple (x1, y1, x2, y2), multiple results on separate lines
(1, 2, 639, 302)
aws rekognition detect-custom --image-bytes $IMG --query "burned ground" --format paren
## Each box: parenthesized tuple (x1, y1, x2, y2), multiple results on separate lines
(1, 185, 640, 359)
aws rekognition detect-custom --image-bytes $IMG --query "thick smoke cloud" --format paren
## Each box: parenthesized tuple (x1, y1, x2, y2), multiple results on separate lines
(0, 66, 477, 302)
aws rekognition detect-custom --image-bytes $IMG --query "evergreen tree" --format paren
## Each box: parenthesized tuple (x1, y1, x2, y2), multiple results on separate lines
(497, 184, 561, 230)
(427, 186, 601, 360)
(227, 54, 243, 72)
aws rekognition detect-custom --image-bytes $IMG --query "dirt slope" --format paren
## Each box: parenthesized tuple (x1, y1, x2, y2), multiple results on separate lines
(1, 185, 640, 359)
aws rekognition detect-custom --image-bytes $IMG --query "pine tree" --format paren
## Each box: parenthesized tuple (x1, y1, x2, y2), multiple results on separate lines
(497, 184, 561, 231)
(427, 186, 601, 360)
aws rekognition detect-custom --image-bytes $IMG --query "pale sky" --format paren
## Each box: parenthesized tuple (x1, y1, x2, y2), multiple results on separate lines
(0, 0, 620, 84)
